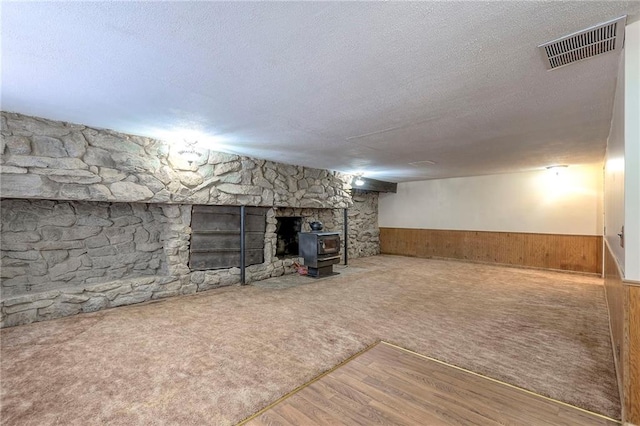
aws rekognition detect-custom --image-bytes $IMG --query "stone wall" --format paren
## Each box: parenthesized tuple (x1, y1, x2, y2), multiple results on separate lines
(0, 111, 382, 328)
(269, 199, 380, 266)
(270, 206, 345, 264)
(0, 200, 192, 327)
(0, 202, 354, 327)
(0, 112, 353, 208)
(347, 190, 380, 258)
(1, 199, 172, 297)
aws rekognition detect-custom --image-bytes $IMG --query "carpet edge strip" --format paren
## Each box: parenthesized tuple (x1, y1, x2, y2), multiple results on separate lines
(235, 340, 381, 425)
(380, 340, 621, 424)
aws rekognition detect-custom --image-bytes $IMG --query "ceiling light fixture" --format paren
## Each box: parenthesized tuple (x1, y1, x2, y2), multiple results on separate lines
(354, 173, 365, 186)
(546, 165, 569, 176)
(177, 140, 205, 164)
(408, 160, 437, 167)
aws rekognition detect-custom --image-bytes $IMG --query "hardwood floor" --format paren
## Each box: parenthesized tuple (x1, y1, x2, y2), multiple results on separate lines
(243, 342, 619, 426)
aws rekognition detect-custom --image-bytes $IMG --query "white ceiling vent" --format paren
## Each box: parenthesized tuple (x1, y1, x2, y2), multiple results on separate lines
(539, 16, 626, 70)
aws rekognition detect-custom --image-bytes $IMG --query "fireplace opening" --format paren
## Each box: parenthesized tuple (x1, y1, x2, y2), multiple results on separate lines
(276, 217, 302, 258)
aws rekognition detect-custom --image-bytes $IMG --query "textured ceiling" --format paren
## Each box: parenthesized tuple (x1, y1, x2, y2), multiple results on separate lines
(2, 2, 639, 182)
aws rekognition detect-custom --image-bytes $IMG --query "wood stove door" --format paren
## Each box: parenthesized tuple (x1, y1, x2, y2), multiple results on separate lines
(318, 235, 340, 255)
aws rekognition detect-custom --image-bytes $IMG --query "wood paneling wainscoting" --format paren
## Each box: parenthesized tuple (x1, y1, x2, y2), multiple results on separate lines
(380, 228, 602, 274)
(629, 288, 640, 424)
(604, 241, 640, 424)
(604, 244, 625, 409)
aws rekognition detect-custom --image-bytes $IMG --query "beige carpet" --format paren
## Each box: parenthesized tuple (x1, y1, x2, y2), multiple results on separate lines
(0, 256, 619, 425)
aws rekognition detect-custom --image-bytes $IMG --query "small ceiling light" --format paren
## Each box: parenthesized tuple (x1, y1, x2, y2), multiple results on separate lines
(546, 165, 569, 176)
(354, 173, 365, 186)
(177, 140, 204, 164)
(408, 160, 437, 167)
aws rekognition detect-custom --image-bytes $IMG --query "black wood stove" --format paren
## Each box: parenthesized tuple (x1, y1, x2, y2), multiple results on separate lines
(298, 222, 340, 278)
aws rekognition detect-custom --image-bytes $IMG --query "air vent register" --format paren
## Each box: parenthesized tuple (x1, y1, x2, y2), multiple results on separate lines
(539, 16, 626, 70)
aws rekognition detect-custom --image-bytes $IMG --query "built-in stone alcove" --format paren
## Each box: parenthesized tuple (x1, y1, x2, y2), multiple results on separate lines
(0, 199, 175, 297)
(0, 198, 191, 326)
(269, 207, 345, 263)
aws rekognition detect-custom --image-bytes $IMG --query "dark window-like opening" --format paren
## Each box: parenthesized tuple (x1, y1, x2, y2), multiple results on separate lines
(189, 206, 266, 270)
(276, 217, 302, 258)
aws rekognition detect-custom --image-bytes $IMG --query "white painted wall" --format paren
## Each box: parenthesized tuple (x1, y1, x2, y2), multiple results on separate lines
(604, 50, 626, 269)
(379, 164, 603, 235)
(624, 20, 640, 280)
(603, 20, 640, 281)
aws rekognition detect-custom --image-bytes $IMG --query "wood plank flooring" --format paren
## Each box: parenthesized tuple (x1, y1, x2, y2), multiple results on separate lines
(243, 342, 619, 426)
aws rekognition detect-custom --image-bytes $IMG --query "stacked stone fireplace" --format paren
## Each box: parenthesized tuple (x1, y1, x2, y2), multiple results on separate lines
(0, 112, 380, 327)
